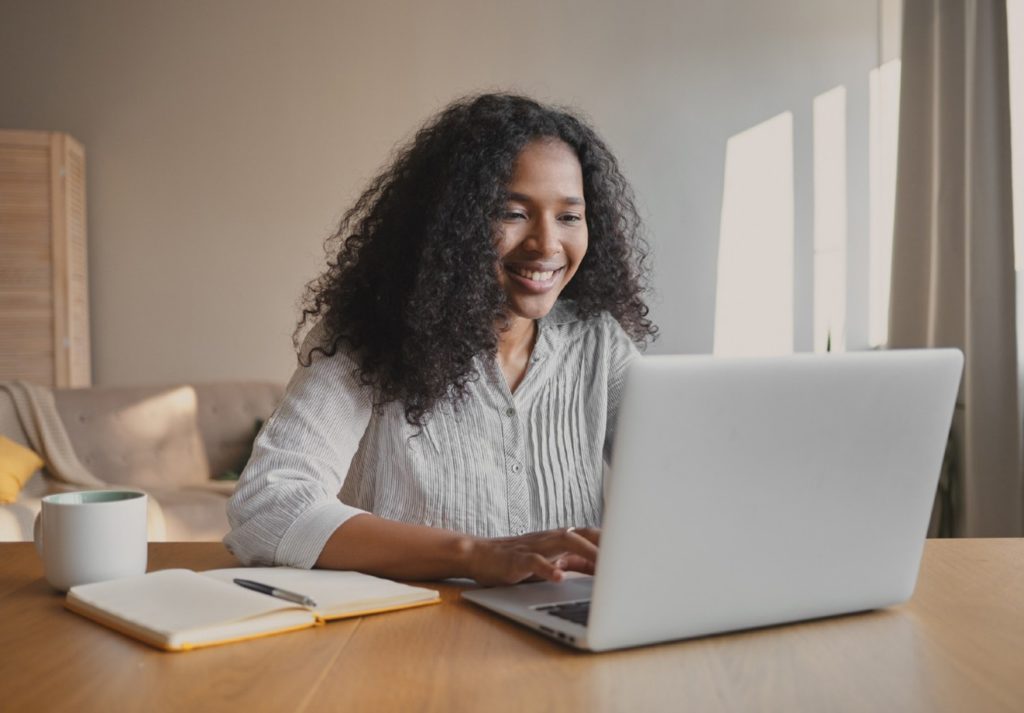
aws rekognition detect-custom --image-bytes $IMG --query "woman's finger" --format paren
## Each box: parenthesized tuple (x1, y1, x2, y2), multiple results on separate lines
(558, 529, 599, 562)
(569, 527, 601, 547)
(560, 554, 596, 575)
(528, 552, 565, 582)
(472, 528, 602, 586)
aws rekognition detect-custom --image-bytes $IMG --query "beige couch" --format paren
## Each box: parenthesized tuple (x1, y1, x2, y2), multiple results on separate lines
(0, 382, 283, 541)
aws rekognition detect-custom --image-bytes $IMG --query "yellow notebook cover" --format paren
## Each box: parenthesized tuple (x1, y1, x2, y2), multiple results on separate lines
(65, 567, 440, 652)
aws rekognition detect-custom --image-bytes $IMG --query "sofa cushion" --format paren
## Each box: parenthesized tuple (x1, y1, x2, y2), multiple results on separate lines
(0, 436, 44, 503)
(53, 382, 285, 491)
(55, 386, 210, 489)
(191, 383, 283, 478)
(0, 495, 40, 541)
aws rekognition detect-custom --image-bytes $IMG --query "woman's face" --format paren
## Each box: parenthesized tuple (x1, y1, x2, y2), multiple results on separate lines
(495, 139, 588, 324)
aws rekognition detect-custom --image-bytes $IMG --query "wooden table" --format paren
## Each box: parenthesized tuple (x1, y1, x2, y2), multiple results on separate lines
(1, 540, 1021, 712)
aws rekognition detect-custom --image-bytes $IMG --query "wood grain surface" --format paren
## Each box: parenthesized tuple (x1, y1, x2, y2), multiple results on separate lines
(0, 539, 1020, 712)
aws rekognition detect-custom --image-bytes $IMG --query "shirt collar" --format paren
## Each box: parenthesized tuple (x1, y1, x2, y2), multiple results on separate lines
(540, 299, 581, 327)
(530, 300, 580, 363)
(480, 300, 579, 375)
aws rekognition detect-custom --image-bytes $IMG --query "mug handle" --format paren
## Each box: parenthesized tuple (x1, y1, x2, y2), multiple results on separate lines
(33, 511, 43, 555)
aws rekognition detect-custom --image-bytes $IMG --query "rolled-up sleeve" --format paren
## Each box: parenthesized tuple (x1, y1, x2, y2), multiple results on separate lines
(224, 344, 373, 568)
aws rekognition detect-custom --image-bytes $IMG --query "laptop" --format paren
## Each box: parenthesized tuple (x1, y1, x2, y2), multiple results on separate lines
(462, 349, 963, 652)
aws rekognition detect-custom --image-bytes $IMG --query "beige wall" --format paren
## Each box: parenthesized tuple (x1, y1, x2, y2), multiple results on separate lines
(0, 0, 879, 385)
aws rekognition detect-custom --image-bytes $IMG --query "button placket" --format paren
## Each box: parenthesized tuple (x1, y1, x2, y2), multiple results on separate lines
(501, 400, 530, 537)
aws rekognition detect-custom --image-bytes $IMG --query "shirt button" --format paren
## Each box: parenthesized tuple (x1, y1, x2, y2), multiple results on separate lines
(506, 407, 516, 417)
(511, 463, 522, 473)
(515, 528, 526, 536)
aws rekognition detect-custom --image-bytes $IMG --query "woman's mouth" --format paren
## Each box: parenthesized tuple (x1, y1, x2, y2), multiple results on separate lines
(504, 264, 566, 293)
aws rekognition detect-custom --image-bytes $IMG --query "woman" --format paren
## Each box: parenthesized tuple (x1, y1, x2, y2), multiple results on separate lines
(225, 93, 656, 585)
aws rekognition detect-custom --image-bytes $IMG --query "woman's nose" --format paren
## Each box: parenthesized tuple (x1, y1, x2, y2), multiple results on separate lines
(528, 216, 561, 255)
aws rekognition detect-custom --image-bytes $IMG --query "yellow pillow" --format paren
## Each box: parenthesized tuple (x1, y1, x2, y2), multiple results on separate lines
(0, 436, 44, 504)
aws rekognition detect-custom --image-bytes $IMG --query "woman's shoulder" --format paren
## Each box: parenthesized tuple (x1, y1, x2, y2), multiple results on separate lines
(542, 301, 638, 367)
(290, 321, 368, 391)
(297, 321, 359, 365)
(540, 302, 638, 386)
(298, 320, 331, 361)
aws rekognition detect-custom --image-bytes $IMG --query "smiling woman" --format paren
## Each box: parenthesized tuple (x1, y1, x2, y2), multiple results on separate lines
(495, 139, 591, 390)
(224, 94, 656, 586)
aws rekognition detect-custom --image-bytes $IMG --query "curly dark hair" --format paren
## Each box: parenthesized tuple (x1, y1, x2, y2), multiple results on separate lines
(297, 93, 656, 426)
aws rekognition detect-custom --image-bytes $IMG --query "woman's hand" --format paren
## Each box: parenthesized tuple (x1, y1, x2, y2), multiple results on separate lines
(464, 527, 600, 586)
(317, 515, 597, 584)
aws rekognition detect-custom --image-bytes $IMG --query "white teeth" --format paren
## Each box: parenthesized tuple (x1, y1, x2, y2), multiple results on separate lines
(510, 267, 556, 281)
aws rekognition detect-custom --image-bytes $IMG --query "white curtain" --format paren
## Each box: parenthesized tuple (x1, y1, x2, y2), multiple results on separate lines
(890, 0, 1022, 536)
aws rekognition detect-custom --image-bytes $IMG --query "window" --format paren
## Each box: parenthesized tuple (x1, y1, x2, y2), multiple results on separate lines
(713, 59, 900, 356)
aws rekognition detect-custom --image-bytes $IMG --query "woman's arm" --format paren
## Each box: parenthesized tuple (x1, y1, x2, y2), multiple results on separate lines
(225, 342, 373, 568)
(316, 514, 600, 586)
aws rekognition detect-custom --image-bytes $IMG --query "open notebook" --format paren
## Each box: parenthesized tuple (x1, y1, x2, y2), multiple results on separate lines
(65, 567, 440, 652)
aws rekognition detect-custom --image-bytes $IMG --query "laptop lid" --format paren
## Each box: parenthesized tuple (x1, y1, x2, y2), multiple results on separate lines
(585, 349, 962, 651)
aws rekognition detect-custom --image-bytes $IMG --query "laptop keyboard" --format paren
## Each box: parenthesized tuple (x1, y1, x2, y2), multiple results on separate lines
(536, 600, 591, 626)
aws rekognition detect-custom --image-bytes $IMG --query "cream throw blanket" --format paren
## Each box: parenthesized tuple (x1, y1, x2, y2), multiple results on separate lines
(0, 381, 168, 540)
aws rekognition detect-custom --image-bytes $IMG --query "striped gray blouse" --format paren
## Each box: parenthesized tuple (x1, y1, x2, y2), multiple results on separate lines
(224, 301, 639, 568)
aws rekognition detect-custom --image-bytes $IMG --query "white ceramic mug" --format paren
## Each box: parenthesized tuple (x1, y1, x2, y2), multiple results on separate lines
(33, 490, 148, 591)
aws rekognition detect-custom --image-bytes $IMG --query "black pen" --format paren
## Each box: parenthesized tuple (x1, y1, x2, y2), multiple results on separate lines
(233, 578, 318, 608)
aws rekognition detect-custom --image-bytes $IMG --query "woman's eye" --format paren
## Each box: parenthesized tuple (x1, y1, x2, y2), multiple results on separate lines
(560, 214, 583, 224)
(503, 210, 527, 221)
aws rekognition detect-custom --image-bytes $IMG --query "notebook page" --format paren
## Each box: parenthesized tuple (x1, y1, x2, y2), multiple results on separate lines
(69, 569, 305, 635)
(203, 567, 438, 616)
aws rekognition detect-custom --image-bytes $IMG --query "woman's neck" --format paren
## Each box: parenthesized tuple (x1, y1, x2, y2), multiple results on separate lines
(496, 315, 537, 393)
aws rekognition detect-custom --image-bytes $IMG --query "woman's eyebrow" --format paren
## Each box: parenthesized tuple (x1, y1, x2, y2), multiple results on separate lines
(508, 191, 585, 205)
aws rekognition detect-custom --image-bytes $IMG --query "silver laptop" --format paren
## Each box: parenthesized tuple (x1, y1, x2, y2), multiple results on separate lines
(462, 349, 963, 651)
